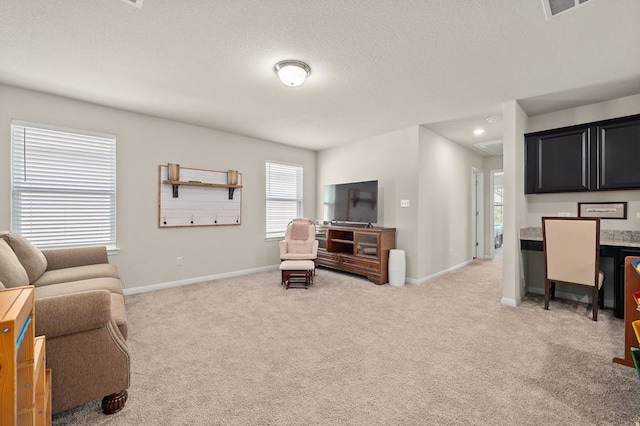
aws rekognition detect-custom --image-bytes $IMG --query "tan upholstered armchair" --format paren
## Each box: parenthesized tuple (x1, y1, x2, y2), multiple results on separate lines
(279, 219, 319, 261)
(0, 232, 129, 414)
(542, 217, 605, 321)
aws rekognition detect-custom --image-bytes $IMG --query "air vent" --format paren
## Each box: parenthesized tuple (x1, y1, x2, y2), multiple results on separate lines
(542, 0, 592, 19)
(473, 140, 503, 157)
(119, 0, 143, 8)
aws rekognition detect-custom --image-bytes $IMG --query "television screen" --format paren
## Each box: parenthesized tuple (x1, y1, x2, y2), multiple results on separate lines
(323, 180, 378, 225)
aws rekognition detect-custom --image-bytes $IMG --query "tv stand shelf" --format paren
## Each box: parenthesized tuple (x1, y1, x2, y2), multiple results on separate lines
(331, 238, 355, 244)
(316, 225, 396, 285)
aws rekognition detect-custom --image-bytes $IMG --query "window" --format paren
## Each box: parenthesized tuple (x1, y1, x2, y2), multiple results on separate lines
(265, 161, 303, 239)
(11, 121, 116, 248)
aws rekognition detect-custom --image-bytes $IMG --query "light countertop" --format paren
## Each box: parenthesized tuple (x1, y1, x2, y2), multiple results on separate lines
(520, 227, 640, 248)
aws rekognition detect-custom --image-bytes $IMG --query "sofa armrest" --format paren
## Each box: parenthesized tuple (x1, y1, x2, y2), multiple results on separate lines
(42, 246, 108, 271)
(279, 240, 287, 258)
(35, 290, 112, 339)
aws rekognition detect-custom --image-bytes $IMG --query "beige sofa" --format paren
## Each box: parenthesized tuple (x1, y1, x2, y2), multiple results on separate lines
(0, 232, 129, 415)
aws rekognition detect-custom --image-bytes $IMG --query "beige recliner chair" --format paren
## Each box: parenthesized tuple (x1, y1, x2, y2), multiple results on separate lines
(279, 218, 318, 262)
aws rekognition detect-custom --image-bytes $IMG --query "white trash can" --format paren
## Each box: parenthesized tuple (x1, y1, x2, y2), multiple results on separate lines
(388, 249, 406, 287)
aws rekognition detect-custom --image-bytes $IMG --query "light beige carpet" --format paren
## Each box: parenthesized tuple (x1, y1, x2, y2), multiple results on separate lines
(53, 259, 640, 425)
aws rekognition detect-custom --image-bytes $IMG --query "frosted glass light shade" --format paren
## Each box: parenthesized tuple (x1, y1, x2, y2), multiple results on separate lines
(274, 60, 311, 87)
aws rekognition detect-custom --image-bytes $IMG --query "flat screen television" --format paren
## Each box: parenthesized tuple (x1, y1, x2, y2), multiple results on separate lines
(323, 180, 378, 225)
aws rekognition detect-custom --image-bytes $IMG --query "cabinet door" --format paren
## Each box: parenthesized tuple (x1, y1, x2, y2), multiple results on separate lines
(525, 126, 591, 194)
(596, 116, 640, 190)
(355, 233, 379, 257)
(316, 227, 327, 251)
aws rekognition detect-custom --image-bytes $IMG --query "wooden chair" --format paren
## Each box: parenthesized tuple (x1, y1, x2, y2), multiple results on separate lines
(542, 217, 604, 321)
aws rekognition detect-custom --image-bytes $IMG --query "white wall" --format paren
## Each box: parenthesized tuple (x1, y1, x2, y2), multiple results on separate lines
(0, 84, 317, 290)
(317, 126, 420, 278)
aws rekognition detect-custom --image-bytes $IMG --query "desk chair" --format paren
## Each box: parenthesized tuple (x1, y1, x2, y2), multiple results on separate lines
(542, 217, 604, 321)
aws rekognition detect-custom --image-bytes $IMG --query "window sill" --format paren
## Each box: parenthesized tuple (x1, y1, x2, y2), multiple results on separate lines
(106, 245, 120, 255)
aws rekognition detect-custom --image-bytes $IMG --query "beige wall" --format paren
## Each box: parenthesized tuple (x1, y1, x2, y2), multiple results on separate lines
(316, 125, 483, 282)
(525, 93, 640, 230)
(0, 84, 317, 290)
(502, 100, 529, 306)
(418, 126, 483, 279)
(505, 93, 640, 306)
(317, 126, 420, 278)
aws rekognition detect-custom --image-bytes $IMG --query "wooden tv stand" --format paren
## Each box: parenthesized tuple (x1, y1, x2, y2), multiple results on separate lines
(316, 225, 396, 285)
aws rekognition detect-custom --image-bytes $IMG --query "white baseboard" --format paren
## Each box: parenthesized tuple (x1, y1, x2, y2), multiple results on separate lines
(501, 297, 518, 307)
(406, 259, 474, 285)
(123, 264, 279, 296)
(124, 259, 483, 295)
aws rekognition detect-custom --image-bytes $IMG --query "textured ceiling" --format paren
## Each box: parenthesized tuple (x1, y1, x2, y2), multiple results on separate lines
(1, 0, 639, 153)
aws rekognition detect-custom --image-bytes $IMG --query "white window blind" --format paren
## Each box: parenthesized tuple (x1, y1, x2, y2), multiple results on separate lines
(11, 121, 116, 248)
(265, 161, 303, 239)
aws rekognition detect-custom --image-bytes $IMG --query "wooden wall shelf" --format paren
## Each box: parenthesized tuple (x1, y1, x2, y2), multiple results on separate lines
(162, 180, 242, 189)
(158, 165, 242, 227)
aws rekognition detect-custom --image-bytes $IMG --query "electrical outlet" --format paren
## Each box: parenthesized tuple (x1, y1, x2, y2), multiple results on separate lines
(177, 256, 183, 266)
(400, 199, 410, 208)
(636, 212, 640, 219)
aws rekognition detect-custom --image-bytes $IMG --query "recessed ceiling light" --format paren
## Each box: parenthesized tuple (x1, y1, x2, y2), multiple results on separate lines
(473, 128, 485, 136)
(486, 116, 500, 124)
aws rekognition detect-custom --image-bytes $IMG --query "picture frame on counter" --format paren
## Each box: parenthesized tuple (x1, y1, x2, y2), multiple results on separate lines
(578, 202, 627, 220)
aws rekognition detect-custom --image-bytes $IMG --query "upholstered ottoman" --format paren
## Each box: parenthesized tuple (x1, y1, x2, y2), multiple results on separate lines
(279, 260, 315, 289)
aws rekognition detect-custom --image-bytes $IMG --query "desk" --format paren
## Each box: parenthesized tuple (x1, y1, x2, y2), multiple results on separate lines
(520, 227, 640, 319)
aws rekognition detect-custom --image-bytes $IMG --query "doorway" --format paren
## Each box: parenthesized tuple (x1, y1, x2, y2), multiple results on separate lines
(491, 170, 504, 258)
(471, 168, 484, 259)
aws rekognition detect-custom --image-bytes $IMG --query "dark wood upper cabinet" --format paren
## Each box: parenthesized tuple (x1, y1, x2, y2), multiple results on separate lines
(597, 115, 640, 190)
(525, 114, 640, 194)
(525, 126, 591, 194)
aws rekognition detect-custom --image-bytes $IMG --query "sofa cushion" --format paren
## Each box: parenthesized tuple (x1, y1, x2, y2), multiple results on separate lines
(0, 239, 29, 288)
(1, 233, 48, 283)
(33, 264, 121, 288)
(34, 276, 124, 299)
(42, 246, 108, 271)
(286, 240, 314, 254)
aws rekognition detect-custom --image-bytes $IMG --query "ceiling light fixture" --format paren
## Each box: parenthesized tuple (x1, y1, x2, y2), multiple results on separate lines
(274, 60, 311, 87)
(486, 116, 500, 124)
(473, 128, 485, 136)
